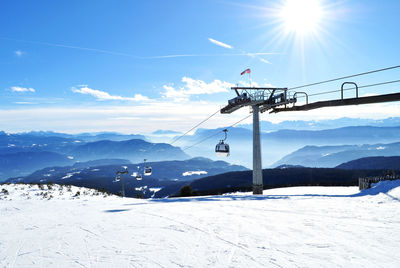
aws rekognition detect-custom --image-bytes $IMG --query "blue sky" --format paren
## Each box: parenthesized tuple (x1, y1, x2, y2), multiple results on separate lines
(1, 0, 400, 133)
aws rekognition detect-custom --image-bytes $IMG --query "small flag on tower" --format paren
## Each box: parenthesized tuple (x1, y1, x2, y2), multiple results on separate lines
(240, 68, 251, 75)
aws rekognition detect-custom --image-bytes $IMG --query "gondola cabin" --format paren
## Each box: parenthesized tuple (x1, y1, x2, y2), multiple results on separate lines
(144, 167, 152, 176)
(215, 141, 230, 157)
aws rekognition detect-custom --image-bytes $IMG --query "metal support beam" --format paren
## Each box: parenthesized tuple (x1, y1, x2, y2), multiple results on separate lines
(121, 176, 125, 197)
(221, 83, 400, 196)
(272, 92, 400, 113)
(252, 105, 263, 194)
(220, 87, 292, 195)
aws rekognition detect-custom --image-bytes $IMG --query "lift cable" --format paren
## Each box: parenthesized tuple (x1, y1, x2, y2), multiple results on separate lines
(177, 79, 400, 151)
(171, 65, 400, 149)
(295, 79, 400, 99)
(182, 114, 252, 151)
(288, 65, 400, 91)
(170, 68, 254, 146)
(170, 108, 221, 145)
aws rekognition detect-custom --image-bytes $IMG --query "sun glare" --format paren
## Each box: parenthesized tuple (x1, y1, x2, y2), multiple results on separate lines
(280, 0, 323, 34)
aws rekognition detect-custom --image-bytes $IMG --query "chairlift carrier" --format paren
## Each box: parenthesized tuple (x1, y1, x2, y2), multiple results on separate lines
(215, 129, 230, 157)
(144, 159, 152, 176)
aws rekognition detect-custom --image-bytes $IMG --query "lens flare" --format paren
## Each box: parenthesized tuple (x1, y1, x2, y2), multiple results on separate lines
(280, 0, 323, 34)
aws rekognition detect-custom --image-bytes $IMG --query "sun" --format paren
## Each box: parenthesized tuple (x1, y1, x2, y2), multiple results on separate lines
(280, 0, 323, 35)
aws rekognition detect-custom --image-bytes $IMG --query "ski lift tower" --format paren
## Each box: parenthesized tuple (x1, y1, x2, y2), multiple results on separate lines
(221, 86, 296, 194)
(116, 168, 129, 197)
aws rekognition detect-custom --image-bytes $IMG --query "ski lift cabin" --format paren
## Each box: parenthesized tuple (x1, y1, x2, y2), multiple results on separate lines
(144, 166, 152, 176)
(215, 141, 230, 157)
(215, 129, 230, 157)
(143, 159, 152, 176)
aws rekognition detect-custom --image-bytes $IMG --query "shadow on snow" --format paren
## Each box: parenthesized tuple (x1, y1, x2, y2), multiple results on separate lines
(104, 180, 400, 212)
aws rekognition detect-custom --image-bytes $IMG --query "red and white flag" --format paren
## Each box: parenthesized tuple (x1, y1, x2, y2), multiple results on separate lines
(240, 68, 251, 75)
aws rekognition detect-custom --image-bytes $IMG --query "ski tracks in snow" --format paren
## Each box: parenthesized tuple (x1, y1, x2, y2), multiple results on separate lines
(1, 184, 400, 267)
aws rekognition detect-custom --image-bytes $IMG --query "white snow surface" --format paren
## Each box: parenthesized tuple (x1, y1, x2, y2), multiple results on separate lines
(182, 170, 208, 176)
(1, 181, 400, 267)
(61, 171, 80, 180)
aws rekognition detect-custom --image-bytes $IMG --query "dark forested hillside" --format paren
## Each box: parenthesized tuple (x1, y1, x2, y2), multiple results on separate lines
(168, 168, 387, 197)
(336, 156, 400, 170)
(7, 157, 248, 198)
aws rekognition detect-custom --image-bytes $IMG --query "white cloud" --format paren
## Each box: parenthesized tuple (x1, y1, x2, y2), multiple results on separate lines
(0, 100, 247, 134)
(259, 58, 271, 64)
(131, 93, 150, 101)
(238, 80, 260, 87)
(162, 77, 233, 101)
(14, 50, 23, 57)
(11, 86, 35, 93)
(267, 103, 400, 123)
(2, 102, 400, 135)
(72, 86, 150, 101)
(14, 102, 36, 105)
(208, 38, 233, 49)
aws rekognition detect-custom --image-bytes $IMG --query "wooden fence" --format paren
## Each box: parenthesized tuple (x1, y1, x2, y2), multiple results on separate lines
(359, 174, 400, 190)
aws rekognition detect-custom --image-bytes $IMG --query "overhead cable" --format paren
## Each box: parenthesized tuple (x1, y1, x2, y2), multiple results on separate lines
(170, 108, 221, 145)
(295, 79, 400, 99)
(289, 65, 400, 91)
(183, 114, 252, 151)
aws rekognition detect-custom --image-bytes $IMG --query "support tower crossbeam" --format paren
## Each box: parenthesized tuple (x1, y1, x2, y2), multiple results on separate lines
(220, 87, 296, 195)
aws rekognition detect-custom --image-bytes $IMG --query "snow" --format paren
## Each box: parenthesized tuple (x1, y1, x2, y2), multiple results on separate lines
(61, 171, 80, 180)
(67, 156, 74, 160)
(149, 188, 161, 193)
(1, 181, 400, 267)
(182, 170, 208, 176)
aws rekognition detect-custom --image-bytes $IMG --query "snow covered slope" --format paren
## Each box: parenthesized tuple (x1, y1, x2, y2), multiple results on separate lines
(1, 181, 400, 267)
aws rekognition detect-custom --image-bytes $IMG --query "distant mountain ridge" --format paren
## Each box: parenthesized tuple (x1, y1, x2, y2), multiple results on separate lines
(71, 139, 188, 162)
(238, 117, 400, 131)
(273, 141, 400, 168)
(7, 157, 248, 198)
(0, 131, 189, 181)
(17, 131, 147, 142)
(0, 151, 74, 179)
(336, 156, 400, 170)
(171, 125, 400, 167)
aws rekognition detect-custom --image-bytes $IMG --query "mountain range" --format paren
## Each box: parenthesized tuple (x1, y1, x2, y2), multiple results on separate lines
(0, 131, 188, 181)
(2, 117, 400, 182)
(7, 157, 248, 198)
(336, 156, 400, 170)
(171, 125, 400, 167)
(273, 141, 400, 168)
(237, 117, 400, 131)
